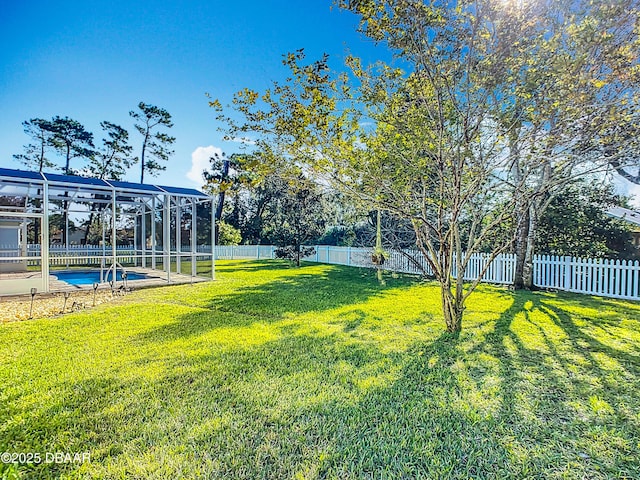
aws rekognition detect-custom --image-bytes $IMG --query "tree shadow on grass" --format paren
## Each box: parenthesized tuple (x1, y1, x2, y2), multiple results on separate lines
(2, 331, 393, 478)
(0, 376, 130, 479)
(5, 287, 640, 479)
(314, 333, 520, 478)
(170, 330, 523, 478)
(215, 259, 295, 273)
(539, 298, 640, 377)
(467, 290, 640, 477)
(136, 263, 418, 344)
(152, 331, 511, 478)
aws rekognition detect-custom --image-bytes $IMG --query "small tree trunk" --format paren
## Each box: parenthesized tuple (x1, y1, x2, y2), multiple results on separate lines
(140, 131, 149, 184)
(296, 244, 301, 267)
(513, 207, 529, 289)
(213, 159, 230, 245)
(84, 212, 95, 245)
(522, 204, 538, 289)
(214, 192, 225, 246)
(440, 285, 463, 333)
(375, 209, 385, 285)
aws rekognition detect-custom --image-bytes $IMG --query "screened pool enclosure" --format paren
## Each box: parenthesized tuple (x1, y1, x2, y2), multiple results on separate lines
(0, 167, 215, 296)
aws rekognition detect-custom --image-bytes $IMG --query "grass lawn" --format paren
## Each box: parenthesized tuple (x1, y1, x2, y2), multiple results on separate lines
(1, 260, 639, 479)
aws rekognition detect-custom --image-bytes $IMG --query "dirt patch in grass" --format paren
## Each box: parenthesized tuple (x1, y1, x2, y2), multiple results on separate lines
(0, 289, 126, 322)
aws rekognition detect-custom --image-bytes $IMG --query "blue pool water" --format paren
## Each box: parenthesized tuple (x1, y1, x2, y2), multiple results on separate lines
(53, 270, 148, 286)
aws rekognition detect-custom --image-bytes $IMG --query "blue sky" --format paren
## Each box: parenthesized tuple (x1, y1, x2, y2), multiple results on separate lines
(1, 1, 639, 205)
(0, 0, 383, 189)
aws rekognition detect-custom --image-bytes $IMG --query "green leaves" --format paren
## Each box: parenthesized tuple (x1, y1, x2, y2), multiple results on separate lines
(211, 0, 640, 328)
(48, 116, 95, 174)
(129, 102, 175, 183)
(12, 118, 57, 172)
(87, 121, 135, 181)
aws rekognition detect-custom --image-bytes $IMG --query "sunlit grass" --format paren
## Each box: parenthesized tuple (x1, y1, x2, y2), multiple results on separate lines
(1, 259, 639, 479)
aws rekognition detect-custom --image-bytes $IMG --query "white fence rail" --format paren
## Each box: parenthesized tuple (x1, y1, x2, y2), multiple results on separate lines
(20, 245, 215, 267)
(12, 244, 640, 301)
(212, 244, 640, 302)
(533, 255, 639, 300)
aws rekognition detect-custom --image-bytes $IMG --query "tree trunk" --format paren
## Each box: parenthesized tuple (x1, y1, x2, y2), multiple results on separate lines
(522, 204, 538, 289)
(214, 194, 224, 246)
(140, 131, 149, 184)
(213, 159, 230, 245)
(514, 202, 539, 289)
(296, 243, 301, 267)
(513, 206, 529, 289)
(440, 285, 463, 333)
(83, 212, 95, 245)
(63, 146, 71, 246)
(375, 209, 385, 285)
(65, 144, 71, 174)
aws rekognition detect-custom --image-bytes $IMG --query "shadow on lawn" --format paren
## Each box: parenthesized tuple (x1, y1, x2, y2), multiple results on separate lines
(155, 330, 519, 478)
(4, 287, 640, 479)
(149, 293, 622, 477)
(475, 295, 581, 427)
(137, 263, 416, 343)
(215, 259, 296, 273)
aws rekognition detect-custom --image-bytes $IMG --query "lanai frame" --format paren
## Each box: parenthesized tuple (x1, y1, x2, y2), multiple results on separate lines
(0, 167, 215, 296)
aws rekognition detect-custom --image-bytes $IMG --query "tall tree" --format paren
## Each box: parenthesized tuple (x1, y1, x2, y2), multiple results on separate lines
(213, 23, 535, 332)
(536, 182, 637, 260)
(46, 116, 95, 245)
(261, 173, 326, 267)
(129, 102, 175, 183)
(49, 116, 95, 174)
(203, 152, 258, 242)
(88, 121, 135, 180)
(494, 0, 640, 288)
(212, 1, 640, 331)
(12, 118, 58, 246)
(83, 122, 135, 244)
(12, 118, 57, 172)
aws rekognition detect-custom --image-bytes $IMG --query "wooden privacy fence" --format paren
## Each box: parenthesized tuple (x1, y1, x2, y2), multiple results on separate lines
(215, 245, 640, 301)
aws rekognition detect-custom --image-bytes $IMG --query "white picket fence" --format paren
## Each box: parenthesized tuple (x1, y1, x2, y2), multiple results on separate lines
(533, 255, 639, 300)
(19, 245, 214, 266)
(215, 245, 640, 301)
(25, 245, 138, 266)
(6, 244, 639, 301)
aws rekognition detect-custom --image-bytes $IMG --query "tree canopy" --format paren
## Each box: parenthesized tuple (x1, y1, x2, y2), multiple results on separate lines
(87, 121, 135, 181)
(212, 0, 640, 332)
(48, 116, 96, 175)
(12, 118, 56, 172)
(129, 102, 175, 184)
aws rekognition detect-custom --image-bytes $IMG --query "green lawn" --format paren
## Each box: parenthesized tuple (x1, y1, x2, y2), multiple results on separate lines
(1, 260, 639, 479)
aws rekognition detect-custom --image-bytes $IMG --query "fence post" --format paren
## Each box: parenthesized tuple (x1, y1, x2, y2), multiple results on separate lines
(315, 245, 319, 263)
(563, 256, 571, 291)
(347, 246, 352, 266)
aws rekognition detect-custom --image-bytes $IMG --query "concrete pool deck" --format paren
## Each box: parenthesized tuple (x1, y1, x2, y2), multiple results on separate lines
(48, 267, 210, 292)
(0, 267, 210, 296)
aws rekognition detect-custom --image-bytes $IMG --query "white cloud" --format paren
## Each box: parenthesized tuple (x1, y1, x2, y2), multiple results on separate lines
(186, 145, 223, 185)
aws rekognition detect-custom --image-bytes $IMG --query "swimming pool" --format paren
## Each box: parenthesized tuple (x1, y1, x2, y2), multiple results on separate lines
(53, 270, 149, 286)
